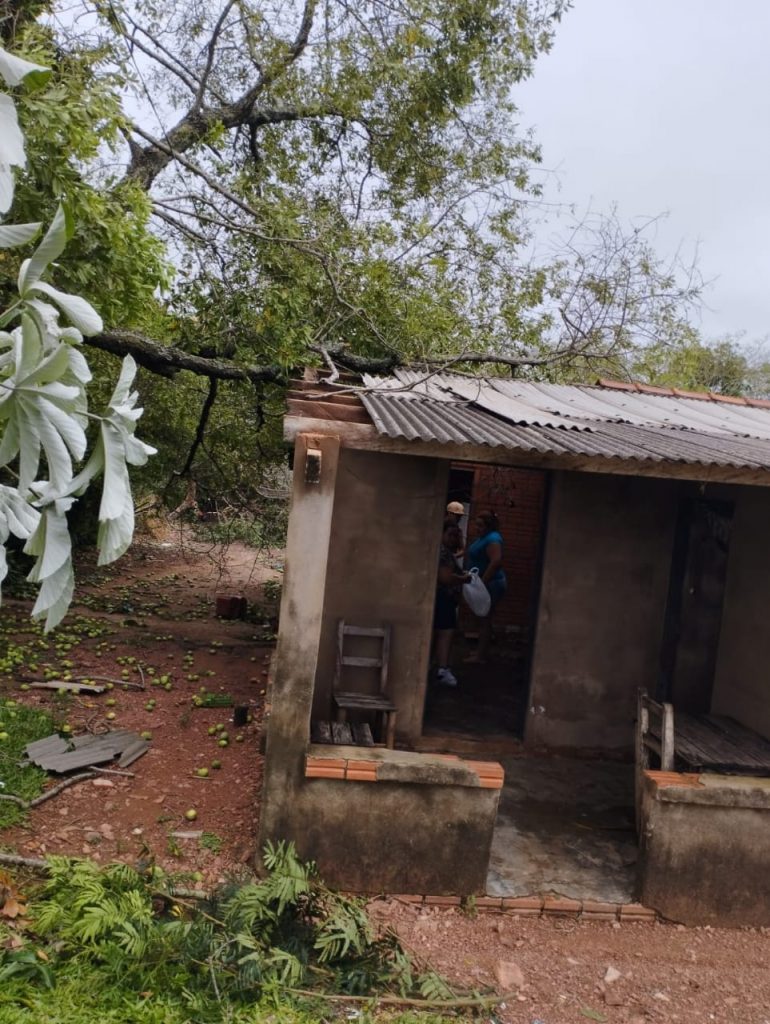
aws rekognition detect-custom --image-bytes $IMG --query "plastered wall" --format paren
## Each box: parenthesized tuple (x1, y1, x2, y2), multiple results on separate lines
(526, 471, 679, 751)
(711, 487, 770, 739)
(312, 448, 448, 742)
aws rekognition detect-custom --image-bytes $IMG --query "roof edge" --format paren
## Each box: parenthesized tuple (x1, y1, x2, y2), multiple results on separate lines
(597, 378, 770, 411)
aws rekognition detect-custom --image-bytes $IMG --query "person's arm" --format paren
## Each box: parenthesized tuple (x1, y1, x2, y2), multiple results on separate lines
(481, 541, 502, 584)
(438, 563, 471, 586)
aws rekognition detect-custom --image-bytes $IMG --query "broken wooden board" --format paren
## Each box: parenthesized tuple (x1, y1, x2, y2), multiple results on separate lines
(23, 730, 150, 774)
(311, 720, 374, 747)
(29, 681, 106, 694)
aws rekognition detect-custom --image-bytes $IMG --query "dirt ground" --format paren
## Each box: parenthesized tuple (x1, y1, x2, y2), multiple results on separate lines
(0, 525, 279, 885)
(373, 899, 770, 1024)
(2, 530, 770, 1022)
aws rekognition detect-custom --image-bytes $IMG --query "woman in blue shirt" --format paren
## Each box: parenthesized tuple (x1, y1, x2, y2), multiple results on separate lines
(466, 510, 507, 663)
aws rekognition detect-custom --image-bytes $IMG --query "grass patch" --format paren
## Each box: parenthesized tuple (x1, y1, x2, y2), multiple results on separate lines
(0, 701, 53, 829)
(0, 969, 454, 1024)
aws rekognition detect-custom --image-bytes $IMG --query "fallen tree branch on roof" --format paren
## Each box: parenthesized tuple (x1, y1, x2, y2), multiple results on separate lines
(85, 330, 287, 385)
(84, 331, 611, 391)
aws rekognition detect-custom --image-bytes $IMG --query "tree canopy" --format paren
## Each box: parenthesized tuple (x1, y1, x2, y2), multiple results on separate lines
(0, 0, 717, 510)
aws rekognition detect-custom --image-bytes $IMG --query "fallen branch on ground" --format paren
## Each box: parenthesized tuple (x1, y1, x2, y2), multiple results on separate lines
(0, 772, 96, 810)
(285, 987, 509, 1009)
(0, 852, 212, 901)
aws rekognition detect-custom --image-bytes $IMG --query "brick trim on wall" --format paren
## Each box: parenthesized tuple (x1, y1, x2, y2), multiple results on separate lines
(305, 754, 504, 788)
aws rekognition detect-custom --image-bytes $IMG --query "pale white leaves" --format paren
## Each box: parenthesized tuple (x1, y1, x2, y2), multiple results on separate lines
(0, 48, 49, 88)
(70, 355, 157, 566)
(0, 46, 48, 214)
(0, 46, 153, 629)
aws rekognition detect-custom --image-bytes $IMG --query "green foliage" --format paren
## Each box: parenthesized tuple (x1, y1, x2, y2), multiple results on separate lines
(1, 841, 452, 1010)
(0, 700, 52, 827)
(199, 831, 223, 854)
(2, 25, 169, 325)
(0, 966, 456, 1024)
(632, 332, 770, 397)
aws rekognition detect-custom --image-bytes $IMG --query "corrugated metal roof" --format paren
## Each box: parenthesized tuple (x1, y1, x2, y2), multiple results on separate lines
(358, 374, 770, 472)
(362, 371, 770, 441)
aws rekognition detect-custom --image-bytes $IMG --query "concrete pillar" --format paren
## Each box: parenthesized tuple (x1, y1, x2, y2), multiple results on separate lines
(259, 432, 340, 843)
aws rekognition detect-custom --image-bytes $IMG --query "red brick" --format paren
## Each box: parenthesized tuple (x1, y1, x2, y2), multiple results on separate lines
(542, 896, 582, 917)
(646, 770, 702, 789)
(305, 765, 345, 779)
(619, 903, 656, 921)
(345, 768, 377, 782)
(474, 897, 504, 910)
(306, 756, 346, 770)
(424, 895, 462, 907)
(502, 896, 543, 916)
(581, 900, 620, 915)
(347, 759, 379, 771)
(391, 894, 424, 905)
(468, 760, 504, 774)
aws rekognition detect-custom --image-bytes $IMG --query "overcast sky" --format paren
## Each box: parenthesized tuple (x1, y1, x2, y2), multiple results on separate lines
(516, 0, 770, 343)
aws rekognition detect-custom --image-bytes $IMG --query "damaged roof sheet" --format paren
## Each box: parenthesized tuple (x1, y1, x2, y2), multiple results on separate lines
(24, 729, 149, 773)
(358, 373, 770, 471)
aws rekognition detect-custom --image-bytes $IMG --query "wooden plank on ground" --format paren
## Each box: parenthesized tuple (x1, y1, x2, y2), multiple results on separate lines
(29, 681, 105, 694)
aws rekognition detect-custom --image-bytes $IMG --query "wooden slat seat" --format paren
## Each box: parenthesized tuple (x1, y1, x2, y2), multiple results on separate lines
(331, 621, 396, 748)
(334, 692, 396, 712)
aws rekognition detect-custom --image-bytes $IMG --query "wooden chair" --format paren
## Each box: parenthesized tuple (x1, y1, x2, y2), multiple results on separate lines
(332, 622, 397, 749)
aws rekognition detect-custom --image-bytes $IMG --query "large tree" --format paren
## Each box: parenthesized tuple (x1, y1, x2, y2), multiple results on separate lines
(2, 0, 701, 504)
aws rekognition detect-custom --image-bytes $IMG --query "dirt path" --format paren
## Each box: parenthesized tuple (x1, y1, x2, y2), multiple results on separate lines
(1, 527, 280, 885)
(374, 899, 770, 1024)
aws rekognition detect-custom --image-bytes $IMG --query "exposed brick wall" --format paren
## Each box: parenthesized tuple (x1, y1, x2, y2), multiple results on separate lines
(459, 464, 547, 629)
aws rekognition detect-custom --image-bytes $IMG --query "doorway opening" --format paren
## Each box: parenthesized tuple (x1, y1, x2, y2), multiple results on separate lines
(659, 496, 734, 713)
(420, 463, 548, 751)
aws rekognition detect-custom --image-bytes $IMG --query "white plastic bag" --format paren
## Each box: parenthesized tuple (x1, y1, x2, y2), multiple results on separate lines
(462, 567, 491, 617)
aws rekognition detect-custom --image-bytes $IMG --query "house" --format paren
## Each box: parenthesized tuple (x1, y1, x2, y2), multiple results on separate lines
(259, 370, 770, 926)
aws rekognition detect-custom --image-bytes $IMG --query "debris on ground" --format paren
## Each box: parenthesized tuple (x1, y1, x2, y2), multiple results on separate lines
(24, 729, 150, 772)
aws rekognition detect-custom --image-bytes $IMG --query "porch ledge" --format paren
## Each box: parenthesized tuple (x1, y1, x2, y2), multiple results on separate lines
(645, 769, 770, 809)
(305, 745, 504, 788)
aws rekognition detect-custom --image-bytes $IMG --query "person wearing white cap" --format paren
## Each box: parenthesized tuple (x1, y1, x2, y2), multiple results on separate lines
(445, 500, 465, 526)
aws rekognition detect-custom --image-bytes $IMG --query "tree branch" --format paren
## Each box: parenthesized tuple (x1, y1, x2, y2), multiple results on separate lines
(178, 378, 218, 476)
(86, 330, 286, 386)
(123, 0, 319, 190)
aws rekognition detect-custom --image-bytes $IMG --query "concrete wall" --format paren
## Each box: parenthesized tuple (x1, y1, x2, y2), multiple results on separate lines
(526, 472, 679, 751)
(711, 487, 770, 739)
(639, 772, 770, 927)
(259, 441, 503, 894)
(312, 448, 448, 743)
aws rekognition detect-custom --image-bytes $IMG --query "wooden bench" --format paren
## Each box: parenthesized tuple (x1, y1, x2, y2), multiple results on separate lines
(635, 688, 770, 830)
